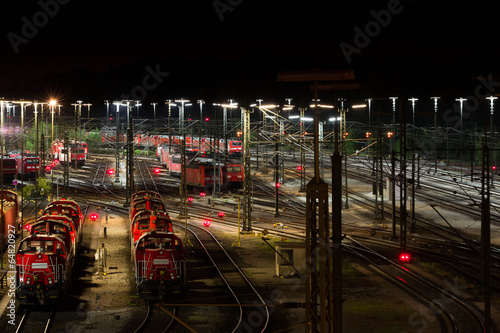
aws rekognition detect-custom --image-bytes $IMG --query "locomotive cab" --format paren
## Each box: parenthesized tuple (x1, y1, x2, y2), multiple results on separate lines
(131, 210, 173, 245)
(30, 220, 75, 257)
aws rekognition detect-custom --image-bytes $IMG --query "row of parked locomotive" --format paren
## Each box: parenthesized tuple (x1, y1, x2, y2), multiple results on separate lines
(130, 190, 186, 300)
(15, 199, 83, 305)
(12, 189, 185, 305)
(0, 153, 41, 180)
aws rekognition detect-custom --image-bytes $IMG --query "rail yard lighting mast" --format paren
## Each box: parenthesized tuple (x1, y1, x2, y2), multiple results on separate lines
(456, 97, 467, 181)
(13, 100, 33, 240)
(84, 103, 92, 131)
(123, 100, 140, 207)
(49, 100, 57, 148)
(175, 99, 190, 219)
(33, 101, 48, 176)
(105, 100, 110, 126)
(166, 100, 176, 153)
(259, 104, 284, 217)
(487, 96, 498, 187)
(113, 101, 121, 183)
(197, 100, 205, 151)
(431, 97, 440, 174)
(221, 101, 238, 165)
(151, 102, 157, 129)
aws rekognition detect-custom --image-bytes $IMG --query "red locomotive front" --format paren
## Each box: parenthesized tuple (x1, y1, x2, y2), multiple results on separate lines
(134, 232, 185, 300)
(16, 235, 73, 304)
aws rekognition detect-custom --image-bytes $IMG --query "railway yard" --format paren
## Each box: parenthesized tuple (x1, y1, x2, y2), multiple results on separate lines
(0, 148, 500, 332)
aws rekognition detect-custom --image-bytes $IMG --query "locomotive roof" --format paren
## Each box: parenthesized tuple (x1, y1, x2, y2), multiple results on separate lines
(19, 233, 69, 253)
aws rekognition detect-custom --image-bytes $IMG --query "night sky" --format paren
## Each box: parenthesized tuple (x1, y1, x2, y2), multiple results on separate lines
(1, 1, 500, 123)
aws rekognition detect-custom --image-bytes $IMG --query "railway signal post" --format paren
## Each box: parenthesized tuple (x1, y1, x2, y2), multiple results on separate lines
(278, 69, 359, 333)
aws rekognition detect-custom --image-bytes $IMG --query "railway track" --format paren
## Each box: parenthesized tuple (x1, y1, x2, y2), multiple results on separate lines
(133, 303, 176, 333)
(345, 236, 486, 333)
(14, 308, 55, 333)
(174, 221, 270, 333)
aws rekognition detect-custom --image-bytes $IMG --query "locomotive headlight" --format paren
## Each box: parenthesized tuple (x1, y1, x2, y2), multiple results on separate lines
(170, 272, 174, 280)
(149, 272, 154, 280)
(47, 277, 53, 284)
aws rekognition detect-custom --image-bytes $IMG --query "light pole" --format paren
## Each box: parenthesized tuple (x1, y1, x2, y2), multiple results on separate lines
(175, 99, 190, 217)
(431, 97, 440, 174)
(113, 101, 121, 183)
(487, 96, 497, 187)
(166, 100, 175, 154)
(151, 102, 158, 130)
(197, 99, 205, 151)
(389, 97, 398, 152)
(123, 100, 140, 207)
(456, 97, 467, 181)
(13, 100, 33, 240)
(105, 100, 110, 126)
(84, 103, 92, 131)
(50, 100, 57, 150)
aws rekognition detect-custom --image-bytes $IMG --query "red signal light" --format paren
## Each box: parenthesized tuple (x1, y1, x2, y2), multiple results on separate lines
(90, 213, 98, 221)
(107, 169, 115, 175)
(205, 117, 210, 122)
(399, 253, 410, 262)
(218, 212, 225, 218)
(203, 219, 211, 227)
(200, 192, 206, 197)
(492, 166, 496, 171)
(24, 224, 32, 231)
(54, 159, 59, 164)
(45, 166, 51, 172)
(154, 167, 161, 174)
(297, 166, 303, 171)
(276, 182, 281, 188)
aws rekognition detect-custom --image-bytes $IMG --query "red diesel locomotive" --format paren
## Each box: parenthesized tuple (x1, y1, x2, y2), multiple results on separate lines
(16, 199, 83, 305)
(130, 191, 186, 300)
